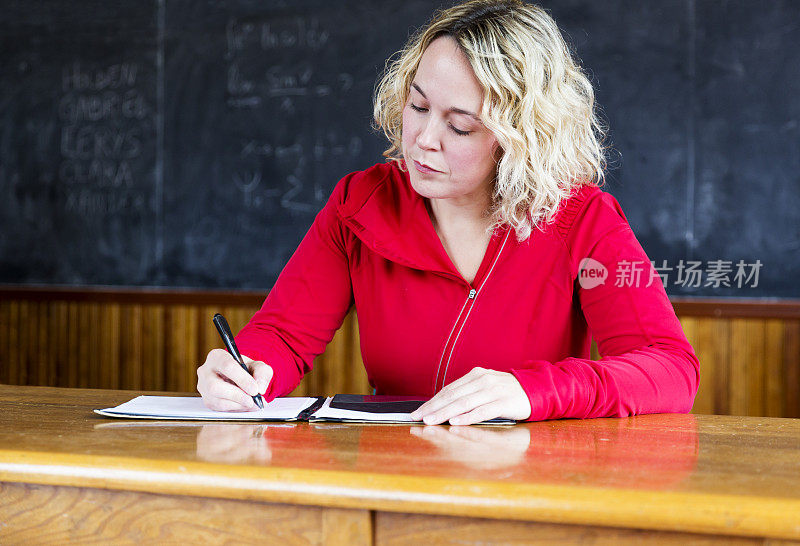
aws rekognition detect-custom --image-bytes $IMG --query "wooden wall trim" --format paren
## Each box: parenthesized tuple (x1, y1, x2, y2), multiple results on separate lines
(2, 286, 800, 319)
(671, 298, 800, 319)
(2, 287, 799, 416)
(0, 285, 266, 307)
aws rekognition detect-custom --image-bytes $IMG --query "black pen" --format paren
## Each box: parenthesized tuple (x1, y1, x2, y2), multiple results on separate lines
(212, 313, 264, 409)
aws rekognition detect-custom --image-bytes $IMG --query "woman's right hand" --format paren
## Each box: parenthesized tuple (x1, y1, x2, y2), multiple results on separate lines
(197, 348, 273, 411)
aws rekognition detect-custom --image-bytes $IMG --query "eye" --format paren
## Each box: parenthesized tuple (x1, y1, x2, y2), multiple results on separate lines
(409, 101, 472, 136)
(449, 124, 472, 136)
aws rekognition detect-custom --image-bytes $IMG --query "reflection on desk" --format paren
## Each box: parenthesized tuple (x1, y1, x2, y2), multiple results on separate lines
(193, 418, 698, 487)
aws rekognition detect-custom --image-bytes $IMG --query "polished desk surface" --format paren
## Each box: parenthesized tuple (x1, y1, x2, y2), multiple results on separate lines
(1, 385, 799, 540)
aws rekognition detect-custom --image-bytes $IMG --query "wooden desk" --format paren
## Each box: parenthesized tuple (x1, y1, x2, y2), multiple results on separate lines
(0, 385, 798, 544)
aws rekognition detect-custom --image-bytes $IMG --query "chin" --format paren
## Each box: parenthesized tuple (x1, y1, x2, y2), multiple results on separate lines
(407, 172, 450, 200)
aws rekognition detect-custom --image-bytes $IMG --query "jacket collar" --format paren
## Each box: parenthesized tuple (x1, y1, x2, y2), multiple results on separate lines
(338, 162, 509, 282)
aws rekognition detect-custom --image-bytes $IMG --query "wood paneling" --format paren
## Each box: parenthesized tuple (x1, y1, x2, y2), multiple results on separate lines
(0, 292, 365, 398)
(1, 288, 799, 417)
(0, 482, 372, 545)
(6, 482, 798, 545)
(683, 317, 800, 418)
(374, 511, 773, 545)
(0, 300, 8, 385)
(785, 320, 800, 419)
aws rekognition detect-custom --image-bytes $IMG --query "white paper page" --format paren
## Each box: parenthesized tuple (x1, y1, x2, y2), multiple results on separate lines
(95, 395, 317, 421)
(309, 396, 417, 422)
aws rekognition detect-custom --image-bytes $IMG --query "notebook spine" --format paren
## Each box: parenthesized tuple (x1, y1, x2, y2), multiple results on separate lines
(296, 397, 326, 421)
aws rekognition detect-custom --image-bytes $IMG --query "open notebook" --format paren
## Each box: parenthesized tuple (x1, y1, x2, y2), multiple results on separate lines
(95, 394, 515, 425)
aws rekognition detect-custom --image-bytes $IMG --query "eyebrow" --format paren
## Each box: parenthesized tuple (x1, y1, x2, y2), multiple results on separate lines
(411, 83, 480, 120)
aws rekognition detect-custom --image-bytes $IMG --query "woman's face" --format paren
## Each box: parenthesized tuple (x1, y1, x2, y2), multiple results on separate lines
(401, 36, 500, 206)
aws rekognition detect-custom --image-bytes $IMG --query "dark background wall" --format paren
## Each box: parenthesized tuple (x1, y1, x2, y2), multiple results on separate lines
(1, 0, 798, 297)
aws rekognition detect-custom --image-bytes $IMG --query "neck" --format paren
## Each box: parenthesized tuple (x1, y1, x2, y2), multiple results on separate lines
(426, 192, 492, 236)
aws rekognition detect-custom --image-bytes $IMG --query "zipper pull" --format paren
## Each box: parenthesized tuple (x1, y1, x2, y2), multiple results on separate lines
(468, 288, 477, 299)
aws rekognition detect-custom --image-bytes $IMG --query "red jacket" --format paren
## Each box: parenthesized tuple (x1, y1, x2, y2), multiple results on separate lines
(236, 162, 700, 421)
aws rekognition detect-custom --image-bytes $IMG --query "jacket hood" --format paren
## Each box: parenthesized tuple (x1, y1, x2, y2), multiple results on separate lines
(336, 162, 510, 279)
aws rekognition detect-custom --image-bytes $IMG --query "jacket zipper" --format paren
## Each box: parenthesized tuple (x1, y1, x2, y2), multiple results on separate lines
(433, 287, 477, 392)
(433, 230, 510, 392)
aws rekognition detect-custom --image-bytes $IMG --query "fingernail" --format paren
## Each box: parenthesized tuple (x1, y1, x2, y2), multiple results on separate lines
(450, 417, 462, 425)
(423, 415, 436, 425)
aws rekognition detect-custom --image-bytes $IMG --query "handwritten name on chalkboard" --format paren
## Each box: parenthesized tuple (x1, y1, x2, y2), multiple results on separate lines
(59, 61, 149, 216)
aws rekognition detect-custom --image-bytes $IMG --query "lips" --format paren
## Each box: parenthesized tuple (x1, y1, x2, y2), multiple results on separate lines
(413, 160, 442, 174)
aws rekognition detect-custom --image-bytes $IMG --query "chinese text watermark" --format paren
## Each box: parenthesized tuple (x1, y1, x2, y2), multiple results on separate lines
(578, 259, 763, 290)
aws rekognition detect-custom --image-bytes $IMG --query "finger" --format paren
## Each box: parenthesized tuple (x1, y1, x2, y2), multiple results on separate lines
(207, 377, 257, 410)
(249, 360, 274, 395)
(449, 401, 506, 426)
(412, 379, 481, 421)
(196, 351, 224, 392)
(414, 368, 497, 421)
(216, 357, 261, 397)
(421, 389, 497, 425)
(204, 395, 255, 412)
(435, 367, 487, 398)
(411, 371, 486, 420)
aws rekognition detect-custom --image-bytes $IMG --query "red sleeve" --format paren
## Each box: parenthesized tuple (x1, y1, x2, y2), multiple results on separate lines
(511, 191, 700, 421)
(234, 174, 355, 401)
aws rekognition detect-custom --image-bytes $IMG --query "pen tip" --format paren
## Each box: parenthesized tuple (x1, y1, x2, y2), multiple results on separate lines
(255, 396, 264, 409)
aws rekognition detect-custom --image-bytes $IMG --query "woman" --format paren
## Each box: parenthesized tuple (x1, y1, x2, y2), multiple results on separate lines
(197, 0, 699, 425)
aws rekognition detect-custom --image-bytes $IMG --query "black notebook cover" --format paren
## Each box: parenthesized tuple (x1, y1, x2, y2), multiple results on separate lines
(328, 394, 515, 424)
(329, 394, 426, 414)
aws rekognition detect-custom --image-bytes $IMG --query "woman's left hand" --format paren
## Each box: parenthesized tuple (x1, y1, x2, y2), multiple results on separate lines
(410, 367, 532, 425)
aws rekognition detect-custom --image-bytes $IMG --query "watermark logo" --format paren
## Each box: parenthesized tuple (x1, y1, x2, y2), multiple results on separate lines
(578, 257, 608, 289)
(578, 258, 763, 290)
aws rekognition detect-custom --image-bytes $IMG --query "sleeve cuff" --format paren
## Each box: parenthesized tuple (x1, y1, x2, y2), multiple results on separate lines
(511, 360, 565, 422)
(236, 337, 303, 402)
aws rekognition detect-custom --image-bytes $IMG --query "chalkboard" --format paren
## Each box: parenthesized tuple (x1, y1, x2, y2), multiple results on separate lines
(1, 0, 798, 297)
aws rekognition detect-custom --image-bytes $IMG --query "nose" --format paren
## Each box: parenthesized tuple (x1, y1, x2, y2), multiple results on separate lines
(416, 117, 442, 151)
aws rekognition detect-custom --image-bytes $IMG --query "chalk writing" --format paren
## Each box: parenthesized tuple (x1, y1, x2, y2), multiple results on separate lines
(64, 188, 147, 216)
(226, 64, 354, 106)
(62, 62, 138, 92)
(233, 168, 279, 209)
(235, 135, 362, 212)
(60, 126, 141, 160)
(312, 135, 362, 161)
(58, 89, 146, 123)
(226, 16, 329, 57)
(56, 60, 150, 216)
(59, 159, 134, 188)
(224, 15, 348, 110)
(240, 141, 302, 159)
(222, 15, 360, 216)
(234, 165, 313, 214)
(227, 64, 255, 97)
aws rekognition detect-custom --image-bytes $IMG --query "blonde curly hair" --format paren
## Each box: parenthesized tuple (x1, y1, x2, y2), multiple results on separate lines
(373, 0, 608, 241)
